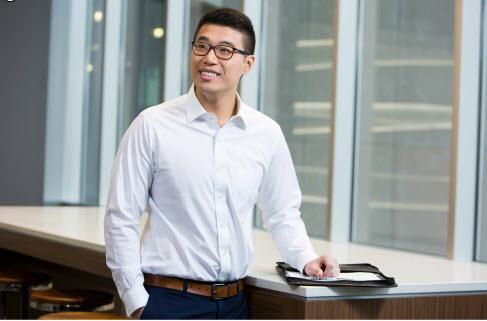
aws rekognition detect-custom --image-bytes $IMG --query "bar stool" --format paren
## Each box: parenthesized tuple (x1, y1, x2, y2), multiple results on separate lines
(38, 311, 125, 319)
(30, 288, 115, 313)
(0, 269, 52, 319)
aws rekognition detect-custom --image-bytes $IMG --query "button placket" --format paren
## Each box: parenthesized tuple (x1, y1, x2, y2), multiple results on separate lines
(206, 113, 218, 129)
(213, 131, 232, 279)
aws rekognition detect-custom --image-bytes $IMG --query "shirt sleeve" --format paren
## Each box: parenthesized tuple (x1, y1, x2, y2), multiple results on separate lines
(104, 114, 153, 316)
(256, 127, 319, 274)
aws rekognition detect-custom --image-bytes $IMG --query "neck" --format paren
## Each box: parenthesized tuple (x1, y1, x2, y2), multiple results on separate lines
(194, 87, 237, 127)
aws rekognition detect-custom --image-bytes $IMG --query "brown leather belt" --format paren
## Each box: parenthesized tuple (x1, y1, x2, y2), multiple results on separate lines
(143, 274, 244, 300)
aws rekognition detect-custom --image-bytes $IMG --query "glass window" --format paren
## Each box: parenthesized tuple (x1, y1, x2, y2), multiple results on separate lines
(256, 0, 335, 239)
(118, 0, 167, 139)
(352, 0, 455, 256)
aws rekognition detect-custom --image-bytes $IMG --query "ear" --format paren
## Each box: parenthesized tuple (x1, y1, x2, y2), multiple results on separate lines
(242, 55, 256, 75)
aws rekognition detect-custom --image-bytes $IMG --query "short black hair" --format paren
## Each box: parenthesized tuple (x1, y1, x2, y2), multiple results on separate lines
(193, 8, 256, 55)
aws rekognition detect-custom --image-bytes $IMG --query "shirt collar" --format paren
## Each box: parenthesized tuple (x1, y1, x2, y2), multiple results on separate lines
(186, 84, 248, 130)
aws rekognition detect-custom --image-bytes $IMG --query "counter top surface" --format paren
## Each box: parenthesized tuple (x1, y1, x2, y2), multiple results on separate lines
(1, 206, 487, 298)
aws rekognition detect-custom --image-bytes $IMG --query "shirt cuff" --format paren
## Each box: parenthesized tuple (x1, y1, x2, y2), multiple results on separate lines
(121, 285, 149, 317)
(294, 248, 319, 275)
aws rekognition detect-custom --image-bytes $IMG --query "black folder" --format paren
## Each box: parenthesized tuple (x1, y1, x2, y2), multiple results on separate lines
(276, 261, 397, 288)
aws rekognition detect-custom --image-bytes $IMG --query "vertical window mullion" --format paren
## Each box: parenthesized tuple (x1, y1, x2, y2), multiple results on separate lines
(327, 0, 360, 242)
(240, 0, 263, 109)
(164, 0, 187, 101)
(44, 0, 89, 205)
(98, 0, 124, 206)
(475, 0, 487, 262)
(448, 0, 483, 261)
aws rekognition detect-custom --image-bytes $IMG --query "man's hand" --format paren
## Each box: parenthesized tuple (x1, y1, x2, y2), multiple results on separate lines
(304, 254, 340, 278)
(130, 306, 145, 320)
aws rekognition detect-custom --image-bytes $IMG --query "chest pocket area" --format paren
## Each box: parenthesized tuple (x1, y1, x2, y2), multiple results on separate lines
(151, 167, 190, 203)
(229, 164, 262, 216)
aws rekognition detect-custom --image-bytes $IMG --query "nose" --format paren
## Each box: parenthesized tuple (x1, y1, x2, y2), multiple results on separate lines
(202, 48, 219, 65)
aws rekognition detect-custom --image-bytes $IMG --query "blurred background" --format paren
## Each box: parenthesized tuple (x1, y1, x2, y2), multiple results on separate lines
(0, 0, 486, 263)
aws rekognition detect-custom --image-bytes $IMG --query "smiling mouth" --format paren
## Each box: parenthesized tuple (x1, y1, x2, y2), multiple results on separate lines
(200, 70, 220, 77)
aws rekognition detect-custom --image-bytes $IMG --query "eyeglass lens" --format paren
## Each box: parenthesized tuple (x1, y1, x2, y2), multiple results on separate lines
(193, 43, 234, 59)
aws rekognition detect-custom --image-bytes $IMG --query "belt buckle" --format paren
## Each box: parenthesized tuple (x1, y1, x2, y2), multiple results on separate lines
(211, 283, 226, 300)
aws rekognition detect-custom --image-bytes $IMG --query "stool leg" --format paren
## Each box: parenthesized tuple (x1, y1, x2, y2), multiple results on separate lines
(0, 292, 6, 319)
(20, 287, 31, 319)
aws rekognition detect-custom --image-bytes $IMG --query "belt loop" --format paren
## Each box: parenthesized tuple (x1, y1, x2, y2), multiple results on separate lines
(183, 279, 188, 292)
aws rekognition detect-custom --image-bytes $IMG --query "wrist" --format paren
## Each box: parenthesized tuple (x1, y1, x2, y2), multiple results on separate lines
(130, 306, 144, 319)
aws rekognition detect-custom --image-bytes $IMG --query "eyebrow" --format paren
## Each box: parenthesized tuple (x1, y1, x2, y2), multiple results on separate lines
(196, 36, 236, 47)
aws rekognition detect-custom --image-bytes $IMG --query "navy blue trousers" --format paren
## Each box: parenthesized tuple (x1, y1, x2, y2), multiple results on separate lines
(140, 285, 250, 319)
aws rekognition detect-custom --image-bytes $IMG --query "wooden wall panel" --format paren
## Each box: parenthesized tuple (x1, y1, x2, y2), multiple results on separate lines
(245, 286, 304, 319)
(247, 286, 487, 319)
(304, 295, 487, 319)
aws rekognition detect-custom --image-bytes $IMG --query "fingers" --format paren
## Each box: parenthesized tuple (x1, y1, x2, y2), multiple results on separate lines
(323, 264, 334, 278)
(304, 259, 324, 278)
(310, 266, 324, 279)
(322, 256, 339, 278)
(305, 255, 340, 279)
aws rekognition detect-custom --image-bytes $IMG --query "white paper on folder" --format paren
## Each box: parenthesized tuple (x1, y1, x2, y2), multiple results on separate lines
(286, 271, 382, 282)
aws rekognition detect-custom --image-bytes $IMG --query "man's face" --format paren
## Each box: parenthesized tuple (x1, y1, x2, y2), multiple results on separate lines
(190, 24, 254, 96)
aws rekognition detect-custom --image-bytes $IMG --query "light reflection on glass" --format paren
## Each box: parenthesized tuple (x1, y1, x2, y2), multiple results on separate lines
(94, 10, 103, 22)
(152, 27, 164, 39)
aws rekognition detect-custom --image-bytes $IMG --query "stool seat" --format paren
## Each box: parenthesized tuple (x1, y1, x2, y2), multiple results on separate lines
(0, 270, 52, 289)
(38, 311, 126, 319)
(0, 269, 52, 319)
(31, 289, 114, 312)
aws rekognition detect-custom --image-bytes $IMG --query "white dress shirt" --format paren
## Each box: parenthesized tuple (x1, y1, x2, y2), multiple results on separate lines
(104, 86, 318, 315)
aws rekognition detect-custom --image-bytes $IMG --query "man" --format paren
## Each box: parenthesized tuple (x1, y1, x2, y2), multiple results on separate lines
(105, 8, 339, 319)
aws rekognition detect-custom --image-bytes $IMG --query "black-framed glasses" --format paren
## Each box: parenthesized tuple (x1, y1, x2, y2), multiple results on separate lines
(191, 41, 250, 60)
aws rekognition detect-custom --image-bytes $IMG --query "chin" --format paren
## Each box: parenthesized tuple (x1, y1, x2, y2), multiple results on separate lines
(195, 82, 221, 93)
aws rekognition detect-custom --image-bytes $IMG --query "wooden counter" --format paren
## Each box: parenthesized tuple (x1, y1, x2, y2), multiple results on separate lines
(1, 206, 487, 319)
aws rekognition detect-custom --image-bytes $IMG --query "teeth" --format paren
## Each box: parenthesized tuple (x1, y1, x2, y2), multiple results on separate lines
(201, 71, 218, 76)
